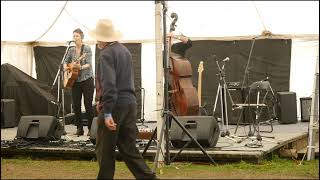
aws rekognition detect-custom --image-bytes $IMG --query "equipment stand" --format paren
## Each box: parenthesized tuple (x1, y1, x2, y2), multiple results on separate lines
(51, 42, 73, 139)
(213, 58, 242, 143)
(235, 37, 278, 147)
(244, 84, 278, 148)
(153, 1, 216, 172)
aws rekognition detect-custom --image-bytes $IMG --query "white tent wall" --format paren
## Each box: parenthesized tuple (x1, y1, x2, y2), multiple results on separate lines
(290, 39, 319, 120)
(1, 1, 319, 122)
(1, 43, 34, 76)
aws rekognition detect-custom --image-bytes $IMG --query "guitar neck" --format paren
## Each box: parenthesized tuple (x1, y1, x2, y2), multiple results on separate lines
(198, 72, 202, 107)
(73, 54, 86, 64)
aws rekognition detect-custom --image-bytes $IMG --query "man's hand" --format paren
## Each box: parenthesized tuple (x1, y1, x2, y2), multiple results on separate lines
(104, 116, 117, 131)
(96, 101, 102, 113)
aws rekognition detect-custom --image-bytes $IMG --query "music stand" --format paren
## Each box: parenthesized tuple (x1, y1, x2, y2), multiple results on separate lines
(233, 79, 279, 147)
(51, 41, 73, 139)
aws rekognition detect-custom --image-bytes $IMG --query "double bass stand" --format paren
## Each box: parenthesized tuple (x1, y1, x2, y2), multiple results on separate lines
(51, 41, 73, 139)
(213, 58, 242, 143)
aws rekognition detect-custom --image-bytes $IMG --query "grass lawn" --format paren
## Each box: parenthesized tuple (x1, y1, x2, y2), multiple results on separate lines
(1, 155, 319, 179)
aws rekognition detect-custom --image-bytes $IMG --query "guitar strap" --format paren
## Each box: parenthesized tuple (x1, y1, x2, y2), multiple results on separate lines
(80, 44, 84, 65)
(78, 44, 85, 76)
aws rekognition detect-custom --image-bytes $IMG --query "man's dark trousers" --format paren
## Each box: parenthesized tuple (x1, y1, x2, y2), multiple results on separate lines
(95, 103, 156, 179)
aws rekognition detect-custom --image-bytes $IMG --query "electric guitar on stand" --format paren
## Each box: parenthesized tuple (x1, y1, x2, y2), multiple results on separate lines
(63, 53, 87, 89)
(197, 61, 204, 107)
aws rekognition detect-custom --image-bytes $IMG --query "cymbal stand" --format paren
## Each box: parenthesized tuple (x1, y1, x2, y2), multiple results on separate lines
(213, 58, 242, 143)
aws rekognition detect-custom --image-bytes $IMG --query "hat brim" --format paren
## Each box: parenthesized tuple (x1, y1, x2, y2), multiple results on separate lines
(88, 29, 122, 42)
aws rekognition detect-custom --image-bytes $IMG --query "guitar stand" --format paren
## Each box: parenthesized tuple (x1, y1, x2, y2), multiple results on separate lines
(137, 87, 148, 128)
(51, 41, 74, 138)
(213, 58, 242, 143)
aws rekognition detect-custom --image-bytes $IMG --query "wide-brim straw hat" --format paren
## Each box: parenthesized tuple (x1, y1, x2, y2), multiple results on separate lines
(89, 19, 122, 42)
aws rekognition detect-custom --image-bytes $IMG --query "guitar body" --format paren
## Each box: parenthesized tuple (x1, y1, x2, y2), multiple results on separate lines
(170, 57, 199, 116)
(63, 53, 86, 89)
(64, 63, 80, 89)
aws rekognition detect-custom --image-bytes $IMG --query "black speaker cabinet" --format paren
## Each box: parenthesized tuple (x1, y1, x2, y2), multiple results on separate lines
(89, 117, 98, 145)
(1, 99, 17, 128)
(170, 116, 220, 148)
(300, 97, 312, 122)
(225, 87, 245, 124)
(276, 92, 297, 124)
(16, 115, 63, 140)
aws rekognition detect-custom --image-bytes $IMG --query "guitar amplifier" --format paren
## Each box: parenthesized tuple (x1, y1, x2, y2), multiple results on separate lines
(224, 87, 246, 124)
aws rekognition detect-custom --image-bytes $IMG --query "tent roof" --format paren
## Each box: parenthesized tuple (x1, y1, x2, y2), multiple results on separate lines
(1, 1, 319, 43)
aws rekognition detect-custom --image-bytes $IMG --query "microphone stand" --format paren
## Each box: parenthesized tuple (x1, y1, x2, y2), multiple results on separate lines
(51, 41, 73, 137)
(238, 37, 256, 137)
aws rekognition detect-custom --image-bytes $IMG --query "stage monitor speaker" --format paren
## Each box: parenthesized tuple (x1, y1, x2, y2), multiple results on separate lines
(16, 115, 63, 140)
(1, 99, 17, 128)
(170, 116, 220, 148)
(300, 97, 312, 122)
(276, 92, 297, 124)
(89, 117, 98, 145)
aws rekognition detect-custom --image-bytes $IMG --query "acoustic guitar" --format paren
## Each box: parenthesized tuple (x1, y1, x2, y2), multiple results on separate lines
(197, 61, 204, 107)
(63, 53, 86, 89)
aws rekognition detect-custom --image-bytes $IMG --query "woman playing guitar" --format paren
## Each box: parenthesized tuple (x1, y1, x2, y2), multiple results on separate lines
(63, 28, 94, 136)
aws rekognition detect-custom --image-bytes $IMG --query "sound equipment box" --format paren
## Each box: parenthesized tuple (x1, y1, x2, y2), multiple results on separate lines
(300, 97, 312, 122)
(170, 116, 220, 148)
(1, 99, 17, 128)
(276, 92, 297, 124)
(16, 115, 63, 140)
(225, 87, 245, 125)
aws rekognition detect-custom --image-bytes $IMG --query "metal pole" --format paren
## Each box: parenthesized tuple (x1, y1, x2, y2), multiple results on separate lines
(307, 48, 319, 161)
(154, 0, 165, 169)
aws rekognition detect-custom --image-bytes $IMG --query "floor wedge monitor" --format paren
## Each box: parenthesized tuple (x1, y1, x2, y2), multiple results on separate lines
(16, 115, 63, 140)
(170, 116, 220, 148)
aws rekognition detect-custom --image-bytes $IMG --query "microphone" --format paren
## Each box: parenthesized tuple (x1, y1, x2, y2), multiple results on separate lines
(67, 40, 75, 44)
(50, 101, 58, 105)
(222, 57, 230, 62)
(216, 57, 230, 62)
(261, 76, 269, 82)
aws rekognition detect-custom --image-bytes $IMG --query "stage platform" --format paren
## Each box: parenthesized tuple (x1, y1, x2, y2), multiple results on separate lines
(1, 120, 318, 163)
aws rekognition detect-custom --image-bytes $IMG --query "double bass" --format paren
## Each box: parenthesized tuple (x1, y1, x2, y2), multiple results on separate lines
(168, 13, 199, 116)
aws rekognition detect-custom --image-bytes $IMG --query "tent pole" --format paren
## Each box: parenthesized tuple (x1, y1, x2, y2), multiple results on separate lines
(307, 47, 319, 161)
(154, 0, 165, 170)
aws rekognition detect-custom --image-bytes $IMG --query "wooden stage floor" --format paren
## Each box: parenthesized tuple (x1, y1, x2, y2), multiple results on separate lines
(1, 120, 318, 163)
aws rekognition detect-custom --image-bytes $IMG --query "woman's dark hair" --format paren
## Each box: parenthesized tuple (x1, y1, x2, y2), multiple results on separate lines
(73, 28, 84, 39)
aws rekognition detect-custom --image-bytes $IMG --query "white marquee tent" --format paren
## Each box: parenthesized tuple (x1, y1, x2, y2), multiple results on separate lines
(1, 1, 319, 123)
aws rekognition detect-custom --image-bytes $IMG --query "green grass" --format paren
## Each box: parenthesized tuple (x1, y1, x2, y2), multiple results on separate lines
(1, 155, 319, 179)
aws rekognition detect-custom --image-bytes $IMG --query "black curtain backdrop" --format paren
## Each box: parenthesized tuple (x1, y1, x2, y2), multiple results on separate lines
(185, 39, 292, 119)
(34, 43, 142, 119)
(34, 40, 291, 122)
